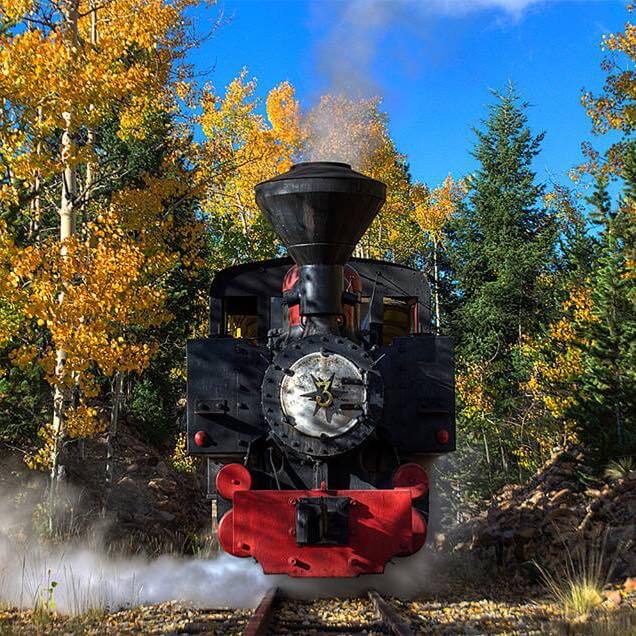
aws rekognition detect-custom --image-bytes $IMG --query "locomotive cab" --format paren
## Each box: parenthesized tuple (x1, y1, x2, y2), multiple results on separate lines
(186, 162, 455, 577)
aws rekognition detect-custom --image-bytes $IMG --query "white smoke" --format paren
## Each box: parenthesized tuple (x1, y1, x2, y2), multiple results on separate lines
(271, 549, 442, 600)
(0, 537, 269, 613)
(304, 0, 547, 164)
(303, 95, 384, 168)
(313, 0, 546, 98)
(0, 477, 269, 614)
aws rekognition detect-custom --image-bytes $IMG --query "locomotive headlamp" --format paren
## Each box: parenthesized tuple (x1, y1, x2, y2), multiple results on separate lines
(262, 334, 383, 457)
(280, 351, 366, 439)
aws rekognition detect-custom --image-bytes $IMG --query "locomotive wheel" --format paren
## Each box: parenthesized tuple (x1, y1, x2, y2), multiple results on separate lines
(262, 335, 383, 457)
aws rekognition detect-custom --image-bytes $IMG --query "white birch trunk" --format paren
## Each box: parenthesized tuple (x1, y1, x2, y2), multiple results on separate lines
(49, 0, 79, 533)
(104, 371, 124, 513)
(432, 237, 441, 332)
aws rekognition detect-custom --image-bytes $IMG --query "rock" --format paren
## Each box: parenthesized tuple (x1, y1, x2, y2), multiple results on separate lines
(624, 577, 636, 592)
(148, 478, 176, 494)
(602, 590, 622, 606)
(117, 476, 139, 489)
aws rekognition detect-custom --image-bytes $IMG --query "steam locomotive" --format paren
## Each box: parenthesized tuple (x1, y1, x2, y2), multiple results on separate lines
(186, 162, 455, 577)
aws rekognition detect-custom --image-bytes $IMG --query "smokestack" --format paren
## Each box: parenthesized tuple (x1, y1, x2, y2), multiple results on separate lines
(255, 162, 386, 331)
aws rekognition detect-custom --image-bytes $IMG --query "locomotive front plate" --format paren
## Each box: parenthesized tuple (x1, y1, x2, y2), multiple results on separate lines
(262, 334, 383, 457)
(280, 352, 366, 438)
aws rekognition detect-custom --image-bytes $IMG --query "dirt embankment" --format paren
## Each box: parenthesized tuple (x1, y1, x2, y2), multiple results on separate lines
(445, 448, 636, 581)
(1, 422, 210, 552)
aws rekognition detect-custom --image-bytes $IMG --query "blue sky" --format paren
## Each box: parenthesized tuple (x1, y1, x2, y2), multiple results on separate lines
(187, 0, 627, 188)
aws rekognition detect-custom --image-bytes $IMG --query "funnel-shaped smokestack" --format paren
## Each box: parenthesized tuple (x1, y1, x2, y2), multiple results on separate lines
(255, 162, 386, 332)
(255, 162, 386, 265)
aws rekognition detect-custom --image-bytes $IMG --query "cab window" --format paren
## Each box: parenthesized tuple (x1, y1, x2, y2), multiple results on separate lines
(224, 296, 258, 339)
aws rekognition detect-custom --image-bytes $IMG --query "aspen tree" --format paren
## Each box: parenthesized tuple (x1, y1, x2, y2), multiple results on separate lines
(412, 177, 465, 331)
(0, 0, 202, 528)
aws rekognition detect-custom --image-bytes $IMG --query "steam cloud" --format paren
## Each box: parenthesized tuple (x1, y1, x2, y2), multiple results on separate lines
(305, 0, 546, 165)
(0, 534, 438, 614)
(0, 479, 270, 613)
(0, 539, 270, 613)
(0, 464, 446, 614)
(314, 0, 545, 96)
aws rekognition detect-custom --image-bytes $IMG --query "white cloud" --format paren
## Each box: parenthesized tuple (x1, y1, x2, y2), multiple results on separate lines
(431, 0, 547, 16)
(314, 0, 548, 98)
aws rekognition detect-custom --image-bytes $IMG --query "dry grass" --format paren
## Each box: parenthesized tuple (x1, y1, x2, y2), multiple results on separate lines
(535, 530, 619, 620)
(604, 456, 634, 481)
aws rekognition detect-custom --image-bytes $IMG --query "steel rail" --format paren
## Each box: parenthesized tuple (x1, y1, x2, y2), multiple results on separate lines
(368, 590, 414, 636)
(243, 588, 278, 636)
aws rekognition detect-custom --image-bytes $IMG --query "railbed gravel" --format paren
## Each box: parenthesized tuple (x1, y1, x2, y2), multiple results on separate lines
(272, 597, 388, 634)
(1, 586, 635, 634)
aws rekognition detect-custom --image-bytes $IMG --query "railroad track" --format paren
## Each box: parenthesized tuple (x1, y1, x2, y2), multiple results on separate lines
(242, 588, 415, 635)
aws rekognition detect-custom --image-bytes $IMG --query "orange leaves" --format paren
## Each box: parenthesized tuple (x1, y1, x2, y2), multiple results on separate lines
(267, 82, 302, 151)
(0, 0, 193, 205)
(456, 361, 495, 419)
(65, 403, 106, 439)
(2, 171, 195, 395)
(412, 176, 466, 243)
(522, 285, 595, 419)
(0, 0, 33, 21)
(580, 8, 635, 176)
(197, 71, 302, 262)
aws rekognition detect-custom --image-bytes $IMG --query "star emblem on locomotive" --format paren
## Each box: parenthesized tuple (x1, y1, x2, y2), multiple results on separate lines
(302, 373, 336, 413)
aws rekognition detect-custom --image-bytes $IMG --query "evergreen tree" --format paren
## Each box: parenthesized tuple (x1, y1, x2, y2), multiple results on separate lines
(447, 86, 558, 490)
(573, 144, 636, 461)
(450, 86, 556, 361)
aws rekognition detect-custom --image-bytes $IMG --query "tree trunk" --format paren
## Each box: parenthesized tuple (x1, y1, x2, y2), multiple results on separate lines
(49, 0, 80, 534)
(432, 237, 441, 332)
(28, 111, 42, 240)
(104, 371, 124, 513)
(85, 0, 97, 201)
(482, 427, 492, 492)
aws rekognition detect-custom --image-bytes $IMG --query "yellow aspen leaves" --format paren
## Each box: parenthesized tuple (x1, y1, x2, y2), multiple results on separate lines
(412, 177, 466, 244)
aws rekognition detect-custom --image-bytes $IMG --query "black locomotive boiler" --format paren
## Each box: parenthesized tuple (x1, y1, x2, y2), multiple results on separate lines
(186, 162, 455, 577)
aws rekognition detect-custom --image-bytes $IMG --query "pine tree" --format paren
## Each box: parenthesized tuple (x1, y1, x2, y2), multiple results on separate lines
(574, 144, 636, 461)
(450, 85, 556, 361)
(448, 85, 558, 488)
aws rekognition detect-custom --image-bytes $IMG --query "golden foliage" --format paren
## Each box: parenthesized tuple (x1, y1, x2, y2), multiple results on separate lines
(412, 176, 466, 243)
(197, 71, 302, 265)
(170, 432, 195, 474)
(523, 286, 596, 419)
(579, 7, 635, 176)
(4, 175, 194, 393)
(24, 423, 55, 471)
(456, 362, 495, 419)
(0, 165, 203, 454)
(0, 0, 203, 465)
(0, 0, 194, 205)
